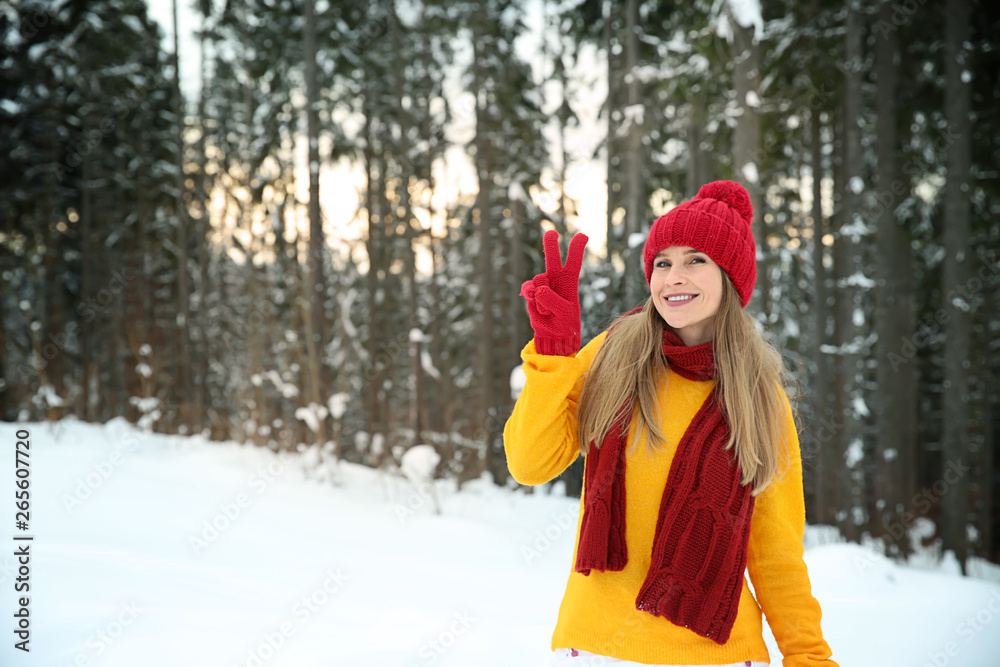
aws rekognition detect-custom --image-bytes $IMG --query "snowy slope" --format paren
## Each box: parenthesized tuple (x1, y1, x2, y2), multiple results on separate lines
(1, 418, 999, 667)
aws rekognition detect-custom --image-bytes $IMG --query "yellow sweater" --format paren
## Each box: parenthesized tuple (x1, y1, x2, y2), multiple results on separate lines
(503, 332, 839, 667)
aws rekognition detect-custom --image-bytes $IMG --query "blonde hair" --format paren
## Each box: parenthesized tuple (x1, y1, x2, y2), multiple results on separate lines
(576, 274, 797, 496)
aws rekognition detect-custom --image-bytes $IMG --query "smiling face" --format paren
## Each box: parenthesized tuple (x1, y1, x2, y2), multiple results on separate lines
(649, 245, 724, 346)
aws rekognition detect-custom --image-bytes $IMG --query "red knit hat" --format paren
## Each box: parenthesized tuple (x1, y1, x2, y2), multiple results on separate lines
(643, 180, 757, 308)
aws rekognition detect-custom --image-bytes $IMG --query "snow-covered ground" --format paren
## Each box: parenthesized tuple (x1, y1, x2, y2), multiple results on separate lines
(1, 417, 999, 667)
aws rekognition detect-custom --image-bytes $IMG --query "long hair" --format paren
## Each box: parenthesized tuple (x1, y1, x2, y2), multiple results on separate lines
(576, 273, 798, 496)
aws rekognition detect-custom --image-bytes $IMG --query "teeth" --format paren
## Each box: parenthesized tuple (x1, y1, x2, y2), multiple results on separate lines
(667, 295, 694, 302)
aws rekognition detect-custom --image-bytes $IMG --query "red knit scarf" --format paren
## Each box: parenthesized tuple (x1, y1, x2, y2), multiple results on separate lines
(574, 308, 756, 645)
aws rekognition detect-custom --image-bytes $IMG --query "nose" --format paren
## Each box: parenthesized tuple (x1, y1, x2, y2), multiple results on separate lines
(665, 262, 687, 283)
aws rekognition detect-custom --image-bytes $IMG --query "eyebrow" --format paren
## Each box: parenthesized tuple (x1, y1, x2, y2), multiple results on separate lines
(655, 249, 703, 259)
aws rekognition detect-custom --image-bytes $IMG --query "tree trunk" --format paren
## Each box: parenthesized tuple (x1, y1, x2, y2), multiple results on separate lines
(80, 110, 94, 422)
(835, 0, 866, 543)
(303, 0, 326, 448)
(510, 191, 526, 360)
(828, 109, 849, 537)
(809, 108, 832, 525)
(193, 10, 211, 437)
(872, 0, 916, 560)
(622, 0, 644, 306)
(687, 87, 712, 197)
(941, 0, 972, 574)
(474, 0, 501, 484)
(728, 6, 768, 317)
(171, 0, 193, 433)
(982, 291, 996, 560)
(603, 0, 618, 306)
(429, 232, 444, 434)
(419, 0, 440, 439)
(111, 145, 130, 420)
(362, 76, 382, 456)
(391, 0, 426, 447)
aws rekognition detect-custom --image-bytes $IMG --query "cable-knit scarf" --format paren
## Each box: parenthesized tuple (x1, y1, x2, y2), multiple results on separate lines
(574, 308, 756, 645)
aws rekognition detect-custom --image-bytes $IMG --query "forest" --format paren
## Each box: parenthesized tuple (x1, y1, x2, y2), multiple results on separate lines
(1, 0, 998, 573)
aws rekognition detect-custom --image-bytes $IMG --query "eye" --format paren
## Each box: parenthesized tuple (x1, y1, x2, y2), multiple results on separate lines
(656, 257, 705, 268)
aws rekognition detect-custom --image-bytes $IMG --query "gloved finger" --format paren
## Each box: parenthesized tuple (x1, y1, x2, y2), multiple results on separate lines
(542, 229, 564, 277)
(524, 296, 542, 321)
(535, 284, 572, 314)
(563, 232, 589, 278)
(519, 279, 536, 300)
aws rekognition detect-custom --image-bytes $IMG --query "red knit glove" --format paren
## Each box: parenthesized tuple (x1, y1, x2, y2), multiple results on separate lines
(519, 230, 589, 356)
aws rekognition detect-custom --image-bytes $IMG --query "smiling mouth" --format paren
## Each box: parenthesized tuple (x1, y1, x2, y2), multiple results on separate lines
(665, 294, 697, 303)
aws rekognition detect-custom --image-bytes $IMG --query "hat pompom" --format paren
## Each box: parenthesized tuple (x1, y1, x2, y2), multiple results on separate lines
(695, 180, 753, 226)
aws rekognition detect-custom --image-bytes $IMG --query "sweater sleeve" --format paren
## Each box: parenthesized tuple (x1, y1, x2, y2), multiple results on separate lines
(746, 390, 839, 667)
(503, 331, 608, 486)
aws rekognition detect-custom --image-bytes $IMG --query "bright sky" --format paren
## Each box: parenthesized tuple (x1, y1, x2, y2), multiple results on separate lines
(145, 0, 610, 274)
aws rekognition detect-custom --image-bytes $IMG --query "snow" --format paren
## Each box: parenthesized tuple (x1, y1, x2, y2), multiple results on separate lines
(744, 90, 761, 108)
(845, 438, 864, 468)
(728, 0, 763, 35)
(662, 29, 692, 54)
(510, 365, 527, 401)
(852, 395, 870, 418)
(39, 384, 64, 407)
(849, 176, 864, 194)
(122, 15, 143, 34)
(842, 271, 876, 289)
(27, 43, 48, 62)
(295, 402, 328, 432)
(840, 213, 871, 242)
(508, 182, 528, 202)
(741, 162, 759, 184)
(688, 53, 710, 74)
(129, 396, 159, 414)
(420, 348, 442, 380)
(660, 138, 685, 164)
(339, 290, 358, 338)
(400, 444, 440, 484)
(2, 418, 1000, 667)
(627, 232, 647, 249)
(619, 104, 645, 134)
(592, 277, 611, 290)
(0, 99, 22, 115)
(266, 370, 300, 399)
(783, 315, 799, 339)
(454, 366, 473, 389)
(371, 432, 385, 456)
(630, 64, 662, 84)
(327, 393, 349, 420)
(951, 296, 971, 312)
(718, 0, 764, 43)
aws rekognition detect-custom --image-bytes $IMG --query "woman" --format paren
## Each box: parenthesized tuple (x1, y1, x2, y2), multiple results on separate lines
(504, 181, 839, 667)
